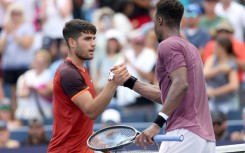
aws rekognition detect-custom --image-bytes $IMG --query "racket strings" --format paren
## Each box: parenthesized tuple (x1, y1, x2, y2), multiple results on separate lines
(88, 127, 136, 149)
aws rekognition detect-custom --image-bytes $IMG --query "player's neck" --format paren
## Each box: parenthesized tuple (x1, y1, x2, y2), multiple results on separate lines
(67, 55, 85, 70)
(162, 28, 180, 40)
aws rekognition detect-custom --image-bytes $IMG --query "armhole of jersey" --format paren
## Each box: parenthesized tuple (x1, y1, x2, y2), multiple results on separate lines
(71, 86, 90, 101)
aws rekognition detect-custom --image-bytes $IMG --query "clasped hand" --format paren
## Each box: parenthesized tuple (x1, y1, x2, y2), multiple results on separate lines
(109, 64, 131, 86)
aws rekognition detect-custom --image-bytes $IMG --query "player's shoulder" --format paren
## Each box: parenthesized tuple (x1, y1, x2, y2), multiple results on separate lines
(159, 36, 185, 51)
(57, 62, 80, 78)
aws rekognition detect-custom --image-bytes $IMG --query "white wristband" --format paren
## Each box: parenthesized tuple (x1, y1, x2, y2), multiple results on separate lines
(159, 112, 169, 120)
(108, 71, 115, 80)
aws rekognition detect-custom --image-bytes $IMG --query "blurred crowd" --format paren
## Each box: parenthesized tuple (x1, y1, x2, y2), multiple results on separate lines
(0, 0, 244, 149)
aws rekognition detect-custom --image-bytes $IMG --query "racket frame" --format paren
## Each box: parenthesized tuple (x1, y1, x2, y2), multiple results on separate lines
(87, 125, 138, 151)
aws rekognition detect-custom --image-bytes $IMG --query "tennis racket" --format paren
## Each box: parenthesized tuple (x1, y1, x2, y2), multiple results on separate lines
(87, 125, 184, 152)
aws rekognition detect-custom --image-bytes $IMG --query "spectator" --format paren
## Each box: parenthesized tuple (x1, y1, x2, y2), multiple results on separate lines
(0, 2, 35, 117)
(0, 99, 21, 130)
(182, 3, 211, 56)
(49, 39, 69, 79)
(202, 20, 245, 107)
(94, 29, 125, 94)
(0, 120, 20, 148)
(138, 0, 157, 37)
(15, 50, 53, 121)
(40, 0, 73, 61)
(101, 108, 121, 128)
(215, 0, 245, 42)
(203, 20, 245, 63)
(230, 107, 245, 142)
(239, 0, 245, 6)
(24, 118, 49, 146)
(114, 0, 151, 29)
(90, 7, 115, 79)
(211, 111, 230, 142)
(72, 0, 85, 20)
(200, 0, 225, 38)
(204, 36, 239, 114)
(117, 31, 156, 118)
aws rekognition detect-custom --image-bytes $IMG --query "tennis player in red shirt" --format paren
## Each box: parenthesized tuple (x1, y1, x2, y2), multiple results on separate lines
(47, 19, 130, 153)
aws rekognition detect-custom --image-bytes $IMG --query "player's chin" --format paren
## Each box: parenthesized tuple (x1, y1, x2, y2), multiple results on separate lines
(86, 56, 94, 60)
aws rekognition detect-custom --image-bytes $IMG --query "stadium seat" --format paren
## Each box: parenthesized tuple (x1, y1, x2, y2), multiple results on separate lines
(10, 129, 28, 144)
(227, 109, 243, 120)
(227, 124, 244, 134)
(44, 118, 54, 125)
(121, 111, 146, 123)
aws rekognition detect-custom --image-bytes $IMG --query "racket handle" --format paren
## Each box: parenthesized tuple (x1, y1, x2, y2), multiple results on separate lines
(153, 135, 184, 142)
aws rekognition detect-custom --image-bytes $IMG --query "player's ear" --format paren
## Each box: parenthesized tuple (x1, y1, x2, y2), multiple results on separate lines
(68, 38, 76, 49)
(158, 17, 163, 25)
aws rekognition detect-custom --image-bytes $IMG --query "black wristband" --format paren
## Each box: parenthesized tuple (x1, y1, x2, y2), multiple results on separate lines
(153, 115, 167, 128)
(123, 76, 137, 89)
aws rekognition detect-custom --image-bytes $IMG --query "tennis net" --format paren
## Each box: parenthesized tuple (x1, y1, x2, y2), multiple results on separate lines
(216, 143, 245, 153)
(111, 142, 245, 153)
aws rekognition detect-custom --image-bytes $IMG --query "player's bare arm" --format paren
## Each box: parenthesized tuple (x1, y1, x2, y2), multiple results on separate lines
(73, 65, 130, 120)
(160, 66, 188, 116)
(135, 66, 188, 146)
(133, 81, 162, 104)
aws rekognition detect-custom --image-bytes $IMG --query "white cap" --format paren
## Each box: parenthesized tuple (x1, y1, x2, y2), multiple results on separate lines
(105, 29, 126, 46)
(101, 109, 121, 124)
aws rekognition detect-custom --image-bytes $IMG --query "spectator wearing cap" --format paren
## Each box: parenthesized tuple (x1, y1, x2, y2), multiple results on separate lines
(101, 109, 121, 128)
(0, 120, 20, 148)
(202, 20, 245, 107)
(215, 0, 245, 42)
(204, 36, 239, 114)
(24, 118, 49, 146)
(200, 0, 225, 38)
(203, 20, 245, 63)
(182, 3, 211, 56)
(93, 29, 125, 97)
(211, 111, 230, 142)
(0, 99, 22, 130)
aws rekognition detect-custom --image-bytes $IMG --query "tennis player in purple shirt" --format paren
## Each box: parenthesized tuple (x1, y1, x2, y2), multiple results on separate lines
(120, 0, 215, 152)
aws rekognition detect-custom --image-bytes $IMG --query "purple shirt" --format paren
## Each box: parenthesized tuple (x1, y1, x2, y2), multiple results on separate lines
(156, 35, 215, 141)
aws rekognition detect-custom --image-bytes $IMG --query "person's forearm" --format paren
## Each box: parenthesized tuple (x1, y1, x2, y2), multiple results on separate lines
(133, 80, 162, 104)
(161, 80, 188, 116)
(89, 82, 117, 119)
(211, 84, 238, 97)
(15, 36, 33, 49)
(204, 67, 221, 80)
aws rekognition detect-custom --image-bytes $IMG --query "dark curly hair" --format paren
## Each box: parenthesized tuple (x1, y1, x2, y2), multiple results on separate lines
(63, 19, 97, 47)
(156, 0, 184, 28)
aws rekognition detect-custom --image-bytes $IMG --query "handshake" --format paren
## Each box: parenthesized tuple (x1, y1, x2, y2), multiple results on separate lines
(108, 64, 137, 90)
